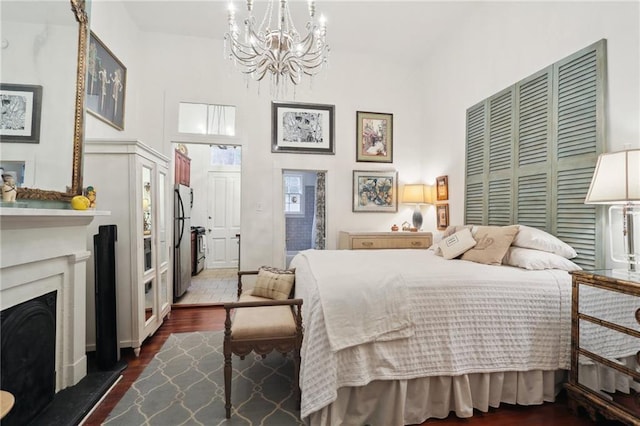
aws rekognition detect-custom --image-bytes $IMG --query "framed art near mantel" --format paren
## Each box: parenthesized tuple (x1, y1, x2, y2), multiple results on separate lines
(272, 101, 335, 154)
(86, 31, 126, 130)
(0, 83, 42, 143)
(437, 204, 449, 230)
(436, 175, 449, 201)
(352, 170, 398, 212)
(356, 111, 393, 163)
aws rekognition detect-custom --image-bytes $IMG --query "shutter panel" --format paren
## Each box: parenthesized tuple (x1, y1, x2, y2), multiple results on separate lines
(556, 166, 597, 270)
(489, 91, 513, 172)
(557, 50, 598, 158)
(466, 103, 485, 178)
(517, 173, 548, 229)
(465, 39, 605, 268)
(488, 179, 511, 226)
(518, 73, 550, 166)
(465, 181, 484, 225)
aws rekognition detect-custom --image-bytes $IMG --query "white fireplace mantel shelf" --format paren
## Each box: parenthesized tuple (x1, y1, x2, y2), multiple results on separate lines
(0, 207, 110, 391)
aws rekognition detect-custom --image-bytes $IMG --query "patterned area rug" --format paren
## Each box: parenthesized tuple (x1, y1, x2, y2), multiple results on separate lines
(104, 331, 303, 425)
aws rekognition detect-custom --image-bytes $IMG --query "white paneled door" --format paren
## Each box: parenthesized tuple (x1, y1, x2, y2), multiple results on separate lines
(206, 171, 241, 268)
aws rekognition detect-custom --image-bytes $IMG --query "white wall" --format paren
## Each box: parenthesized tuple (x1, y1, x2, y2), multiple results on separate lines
(86, 1, 639, 270)
(420, 1, 640, 227)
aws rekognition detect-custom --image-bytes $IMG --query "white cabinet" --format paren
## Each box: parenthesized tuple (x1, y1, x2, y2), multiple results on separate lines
(85, 139, 171, 356)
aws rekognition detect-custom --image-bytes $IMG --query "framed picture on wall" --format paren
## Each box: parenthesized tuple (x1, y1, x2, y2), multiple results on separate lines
(352, 170, 398, 212)
(272, 101, 335, 154)
(86, 31, 127, 130)
(0, 83, 42, 143)
(356, 111, 393, 163)
(436, 175, 449, 201)
(437, 203, 450, 230)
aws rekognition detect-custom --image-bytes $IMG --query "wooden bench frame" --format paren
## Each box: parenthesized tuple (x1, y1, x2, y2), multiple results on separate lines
(223, 270, 303, 419)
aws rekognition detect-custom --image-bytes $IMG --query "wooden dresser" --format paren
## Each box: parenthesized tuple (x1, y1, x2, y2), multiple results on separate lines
(566, 270, 640, 425)
(338, 231, 432, 250)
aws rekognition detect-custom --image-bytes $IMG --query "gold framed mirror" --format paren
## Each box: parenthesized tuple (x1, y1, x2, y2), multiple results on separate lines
(1, 0, 88, 202)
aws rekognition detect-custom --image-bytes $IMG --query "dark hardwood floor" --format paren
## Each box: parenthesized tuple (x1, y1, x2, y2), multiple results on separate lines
(84, 306, 615, 426)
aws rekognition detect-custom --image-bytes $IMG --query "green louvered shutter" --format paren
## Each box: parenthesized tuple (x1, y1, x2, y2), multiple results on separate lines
(464, 39, 606, 268)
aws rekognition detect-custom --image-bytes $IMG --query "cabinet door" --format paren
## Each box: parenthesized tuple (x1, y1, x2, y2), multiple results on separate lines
(141, 164, 157, 331)
(157, 167, 171, 317)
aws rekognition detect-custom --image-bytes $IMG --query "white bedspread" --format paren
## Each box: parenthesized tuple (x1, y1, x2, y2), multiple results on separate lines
(297, 250, 414, 351)
(291, 249, 572, 421)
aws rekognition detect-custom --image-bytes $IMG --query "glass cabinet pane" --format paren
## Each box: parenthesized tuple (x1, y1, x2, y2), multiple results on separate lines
(144, 237, 152, 271)
(160, 270, 168, 308)
(142, 166, 152, 236)
(159, 171, 167, 265)
(144, 279, 154, 322)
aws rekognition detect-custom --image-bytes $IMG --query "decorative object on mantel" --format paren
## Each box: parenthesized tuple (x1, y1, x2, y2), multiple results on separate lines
(585, 148, 640, 277)
(2, 173, 17, 202)
(402, 183, 431, 231)
(356, 111, 393, 163)
(71, 195, 90, 210)
(224, 0, 329, 95)
(436, 175, 449, 201)
(84, 186, 96, 209)
(391, 224, 399, 232)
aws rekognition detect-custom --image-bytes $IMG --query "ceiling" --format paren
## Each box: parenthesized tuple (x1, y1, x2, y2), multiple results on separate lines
(121, 1, 485, 61)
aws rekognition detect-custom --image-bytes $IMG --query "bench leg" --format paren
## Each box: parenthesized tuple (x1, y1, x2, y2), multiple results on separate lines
(293, 348, 301, 409)
(224, 349, 232, 418)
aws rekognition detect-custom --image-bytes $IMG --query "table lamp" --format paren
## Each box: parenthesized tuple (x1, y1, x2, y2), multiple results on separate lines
(402, 184, 431, 231)
(585, 149, 640, 276)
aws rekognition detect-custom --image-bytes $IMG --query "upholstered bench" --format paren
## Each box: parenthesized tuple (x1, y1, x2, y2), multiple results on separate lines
(223, 268, 303, 419)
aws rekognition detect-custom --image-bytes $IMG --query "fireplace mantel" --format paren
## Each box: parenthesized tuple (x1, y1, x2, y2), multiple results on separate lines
(0, 208, 109, 391)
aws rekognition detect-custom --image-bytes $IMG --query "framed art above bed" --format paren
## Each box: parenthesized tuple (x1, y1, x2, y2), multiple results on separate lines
(352, 170, 397, 212)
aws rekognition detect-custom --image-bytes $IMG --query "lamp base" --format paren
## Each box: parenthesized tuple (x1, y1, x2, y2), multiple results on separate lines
(412, 207, 423, 231)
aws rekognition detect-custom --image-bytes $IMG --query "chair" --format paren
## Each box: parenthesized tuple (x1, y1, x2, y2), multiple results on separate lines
(223, 269, 303, 419)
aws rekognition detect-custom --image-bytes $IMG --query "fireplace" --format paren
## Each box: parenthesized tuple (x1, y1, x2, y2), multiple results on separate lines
(1, 291, 57, 425)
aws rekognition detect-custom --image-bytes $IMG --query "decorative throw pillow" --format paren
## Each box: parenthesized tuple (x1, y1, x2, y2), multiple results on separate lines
(461, 225, 519, 265)
(512, 225, 578, 259)
(432, 225, 474, 256)
(503, 247, 582, 271)
(439, 228, 477, 260)
(251, 266, 295, 300)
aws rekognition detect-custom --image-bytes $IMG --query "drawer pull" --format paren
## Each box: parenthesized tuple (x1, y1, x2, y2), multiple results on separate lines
(410, 241, 422, 247)
(362, 241, 374, 247)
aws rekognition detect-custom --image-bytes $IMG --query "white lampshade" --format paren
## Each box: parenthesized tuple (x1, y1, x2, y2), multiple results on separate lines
(403, 184, 431, 204)
(585, 149, 640, 204)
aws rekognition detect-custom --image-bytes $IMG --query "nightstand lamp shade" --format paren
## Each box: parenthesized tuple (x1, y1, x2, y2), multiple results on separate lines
(585, 149, 640, 274)
(403, 184, 432, 231)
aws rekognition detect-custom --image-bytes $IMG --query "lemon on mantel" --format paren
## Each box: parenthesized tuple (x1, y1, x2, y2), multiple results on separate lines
(71, 195, 91, 210)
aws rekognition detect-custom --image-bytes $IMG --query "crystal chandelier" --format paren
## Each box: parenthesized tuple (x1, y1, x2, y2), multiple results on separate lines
(224, 0, 329, 91)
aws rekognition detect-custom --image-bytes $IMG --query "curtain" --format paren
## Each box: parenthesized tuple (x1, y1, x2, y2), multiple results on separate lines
(313, 171, 326, 250)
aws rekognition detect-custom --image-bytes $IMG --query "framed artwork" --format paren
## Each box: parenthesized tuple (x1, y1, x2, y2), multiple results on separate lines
(437, 204, 450, 230)
(272, 101, 335, 154)
(86, 31, 126, 130)
(0, 83, 42, 143)
(436, 175, 449, 201)
(352, 170, 398, 212)
(356, 111, 393, 163)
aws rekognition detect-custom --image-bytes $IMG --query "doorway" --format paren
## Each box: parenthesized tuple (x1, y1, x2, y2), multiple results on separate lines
(283, 169, 327, 267)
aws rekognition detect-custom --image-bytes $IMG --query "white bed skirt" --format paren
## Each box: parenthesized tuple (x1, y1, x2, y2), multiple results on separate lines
(308, 369, 567, 426)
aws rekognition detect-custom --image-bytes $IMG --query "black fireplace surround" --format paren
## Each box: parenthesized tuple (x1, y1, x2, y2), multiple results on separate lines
(1, 291, 57, 426)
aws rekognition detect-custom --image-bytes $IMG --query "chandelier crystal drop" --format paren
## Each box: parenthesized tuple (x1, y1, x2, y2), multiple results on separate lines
(224, 0, 329, 92)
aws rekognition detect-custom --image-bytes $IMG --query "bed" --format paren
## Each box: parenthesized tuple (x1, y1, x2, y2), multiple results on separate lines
(290, 225, 582, 425)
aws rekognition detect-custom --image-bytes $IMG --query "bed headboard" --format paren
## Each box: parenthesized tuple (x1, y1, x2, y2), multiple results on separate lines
(464, 40, 607, 270)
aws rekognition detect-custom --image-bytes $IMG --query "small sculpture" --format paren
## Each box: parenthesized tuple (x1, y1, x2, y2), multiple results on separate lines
(84, 186, 97, 209)
(391, 224, 399, 232)
(2, 173, 17, 203)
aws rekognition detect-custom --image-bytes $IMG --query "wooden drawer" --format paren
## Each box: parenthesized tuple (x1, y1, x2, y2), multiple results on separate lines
(339, 231, 433, 250)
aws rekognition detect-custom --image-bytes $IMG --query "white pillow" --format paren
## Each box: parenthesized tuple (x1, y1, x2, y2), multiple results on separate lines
(503, 247, 582, 271)
(439, 228, 477, 260)
(512, 225, 578, 259)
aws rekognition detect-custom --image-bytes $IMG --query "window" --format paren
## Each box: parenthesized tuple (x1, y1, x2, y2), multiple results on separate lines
(210, 145, 241, 166)
(178, 102, 236, 136)
(284, 174, 304, 215)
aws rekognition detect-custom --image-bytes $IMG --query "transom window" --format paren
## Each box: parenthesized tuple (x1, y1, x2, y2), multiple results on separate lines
(178, 102, 236, 136)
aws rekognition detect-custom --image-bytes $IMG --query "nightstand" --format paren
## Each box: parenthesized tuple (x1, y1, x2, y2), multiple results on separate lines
(338, 231, 433, 250)
(566, 270, 640, 425)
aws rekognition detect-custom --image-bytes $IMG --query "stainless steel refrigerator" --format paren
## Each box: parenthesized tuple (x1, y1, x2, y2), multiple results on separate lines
(174, 184, 192, 301)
